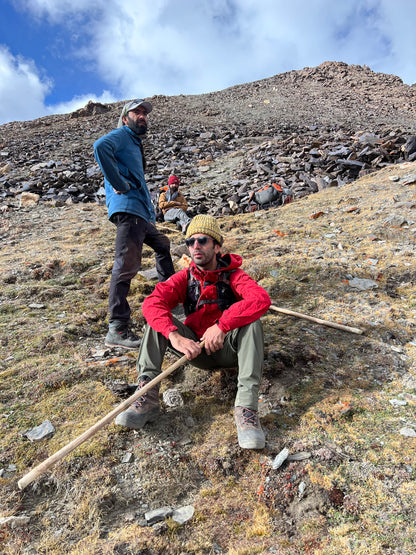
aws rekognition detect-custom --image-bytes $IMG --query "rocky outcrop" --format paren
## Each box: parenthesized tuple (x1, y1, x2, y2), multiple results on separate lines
(1, 61, 416, 216)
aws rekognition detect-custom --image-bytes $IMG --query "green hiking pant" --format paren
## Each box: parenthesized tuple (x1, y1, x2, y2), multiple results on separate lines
(136, 318, 264, 409)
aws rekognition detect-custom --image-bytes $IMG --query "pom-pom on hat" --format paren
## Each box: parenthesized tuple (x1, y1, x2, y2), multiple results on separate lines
(168, 175, 179, 185)
(185, 215, 223, 246)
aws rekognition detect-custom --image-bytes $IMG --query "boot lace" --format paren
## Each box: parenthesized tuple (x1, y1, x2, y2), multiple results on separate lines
(118, 328, 139, 341)
(132, 377, 151, 408)
(240, 408, 259, 427)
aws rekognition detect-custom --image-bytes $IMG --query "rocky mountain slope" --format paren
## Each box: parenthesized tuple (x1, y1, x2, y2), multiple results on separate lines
(1, 61, 416, 215)
(1, 62, 416, 554)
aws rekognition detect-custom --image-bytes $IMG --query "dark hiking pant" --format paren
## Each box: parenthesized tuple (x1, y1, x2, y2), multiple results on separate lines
(108, 213, 175, 328)
(136, 318, 265, 409)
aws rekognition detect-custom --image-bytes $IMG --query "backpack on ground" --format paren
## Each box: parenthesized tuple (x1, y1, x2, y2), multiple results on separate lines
(151, 185, 168, 222)
(248, 182, 293, 210)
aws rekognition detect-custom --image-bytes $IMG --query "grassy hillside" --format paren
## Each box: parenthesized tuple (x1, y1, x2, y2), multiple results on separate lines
(1, 161, 416, 554)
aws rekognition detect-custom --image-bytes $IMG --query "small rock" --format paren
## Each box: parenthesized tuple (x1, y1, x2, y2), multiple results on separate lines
(121, 452, 134, 463)
(137, 268, 158, 280)
(171, 505, 195, 525)
(272, 447, 290, 469)
(383, 215, 407, 227)
(91, 349, 110, 358)
(287, 452, 312, 461)
(163, 388, 184, 407)
(0, 163, 11, 176)
(402, 174, 416, 185)
(348, 277, 378, 291)
(144, 506, 173, 525)
(389, 399, 407, 407)
(298, 481, 306, 498)
(19, 192, 40, 207)
(399, 427, 416, 438)
(0, 515, 31, 529)
(24, 420, 55, 441)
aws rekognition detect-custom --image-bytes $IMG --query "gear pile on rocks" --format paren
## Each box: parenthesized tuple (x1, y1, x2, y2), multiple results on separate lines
(1, 61, 416, 216)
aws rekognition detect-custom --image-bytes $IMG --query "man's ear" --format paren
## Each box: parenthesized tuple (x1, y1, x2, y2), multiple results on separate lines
(122, 115, 128, 126)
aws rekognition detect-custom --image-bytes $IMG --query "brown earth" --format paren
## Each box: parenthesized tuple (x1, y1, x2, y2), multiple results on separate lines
(1, 62, 416, 554)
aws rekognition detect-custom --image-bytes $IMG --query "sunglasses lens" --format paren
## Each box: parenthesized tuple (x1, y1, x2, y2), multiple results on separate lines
(185, 236, 210, 247)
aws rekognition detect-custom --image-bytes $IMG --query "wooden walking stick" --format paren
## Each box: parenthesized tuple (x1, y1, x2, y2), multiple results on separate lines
(156, 224, 182, 234)
(18, 343, 204, 491)
(269, 305, 363, 335)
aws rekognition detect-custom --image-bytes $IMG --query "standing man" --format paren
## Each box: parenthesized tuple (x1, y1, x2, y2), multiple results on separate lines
(115, 215, 271, 450)
(159, 174, 192, 233)
(94, 99, 175, 350)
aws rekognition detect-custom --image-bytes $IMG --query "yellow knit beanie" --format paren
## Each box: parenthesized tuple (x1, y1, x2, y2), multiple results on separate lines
(185, 215, 223, 245)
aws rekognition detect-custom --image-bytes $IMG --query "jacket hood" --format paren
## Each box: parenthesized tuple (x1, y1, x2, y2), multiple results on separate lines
(217, 253, 242, 271)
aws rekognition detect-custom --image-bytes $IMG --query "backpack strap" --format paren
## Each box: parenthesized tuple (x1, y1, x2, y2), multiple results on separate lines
(184, 269, 237, 316)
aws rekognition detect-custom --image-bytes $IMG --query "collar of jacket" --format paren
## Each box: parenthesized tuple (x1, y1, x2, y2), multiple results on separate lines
(190, 255, 230, 283)
(166, 190, 179, 202)
(122, 125, 144, 145)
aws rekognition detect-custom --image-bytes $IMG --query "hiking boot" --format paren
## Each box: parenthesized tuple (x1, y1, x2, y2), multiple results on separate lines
(234, 406, 265, 449)
(115, 375, 160, 429)
(105, 327, 141, 349)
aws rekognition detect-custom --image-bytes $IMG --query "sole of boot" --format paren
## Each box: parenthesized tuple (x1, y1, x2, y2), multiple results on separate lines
(105, 341, 141, 350)
(115, 407, 160, 429)
(237, 432, 265, 450)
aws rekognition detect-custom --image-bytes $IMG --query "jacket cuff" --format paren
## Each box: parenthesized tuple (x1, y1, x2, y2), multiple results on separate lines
(165, 325, 178, 339)
(216, 320, 228, 334)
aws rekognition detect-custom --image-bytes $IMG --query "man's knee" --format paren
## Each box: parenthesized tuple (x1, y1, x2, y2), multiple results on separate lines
(235, 319, 263, 339)
(112, 251, 141, 279)
(155, 234, 171, 254)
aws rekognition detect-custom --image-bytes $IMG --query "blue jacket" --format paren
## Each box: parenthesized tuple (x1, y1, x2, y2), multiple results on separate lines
(93, 126, 156, 222)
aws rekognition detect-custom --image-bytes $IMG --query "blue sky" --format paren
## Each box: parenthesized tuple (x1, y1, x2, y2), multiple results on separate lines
(0, 0, 415, 125)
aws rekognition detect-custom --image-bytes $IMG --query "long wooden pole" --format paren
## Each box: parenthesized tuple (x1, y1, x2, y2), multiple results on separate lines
(18, 303, 362, 490)
(269, 305, 363, 335)
(18, 345, 202, 491)
(156, 224, 182, 234)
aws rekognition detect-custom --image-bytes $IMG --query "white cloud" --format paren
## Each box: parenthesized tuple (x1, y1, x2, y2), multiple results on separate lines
(0, 45, 52, 123)
(0, 45, 117, 124)
(22, 0, 416, 96)
(370, 0, 416, 85)
(15, 0, 101, 21)
(3, 0, 416, 124)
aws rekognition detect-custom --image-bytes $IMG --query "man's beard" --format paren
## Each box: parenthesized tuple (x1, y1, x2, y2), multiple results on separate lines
(126, 116, 147, 136)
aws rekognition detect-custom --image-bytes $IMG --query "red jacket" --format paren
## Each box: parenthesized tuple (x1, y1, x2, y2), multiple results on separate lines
(142, 253, 271, 339)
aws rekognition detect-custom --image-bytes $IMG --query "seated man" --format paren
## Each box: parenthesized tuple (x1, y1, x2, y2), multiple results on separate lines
(159, 175, 192, 233)
(115, 215, 271, 449)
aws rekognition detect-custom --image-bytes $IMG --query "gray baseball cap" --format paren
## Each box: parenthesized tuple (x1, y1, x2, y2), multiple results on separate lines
(117, 99, 153, 127)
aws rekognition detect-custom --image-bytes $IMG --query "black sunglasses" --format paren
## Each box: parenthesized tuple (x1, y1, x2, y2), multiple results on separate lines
(185, 236, 211, 247)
